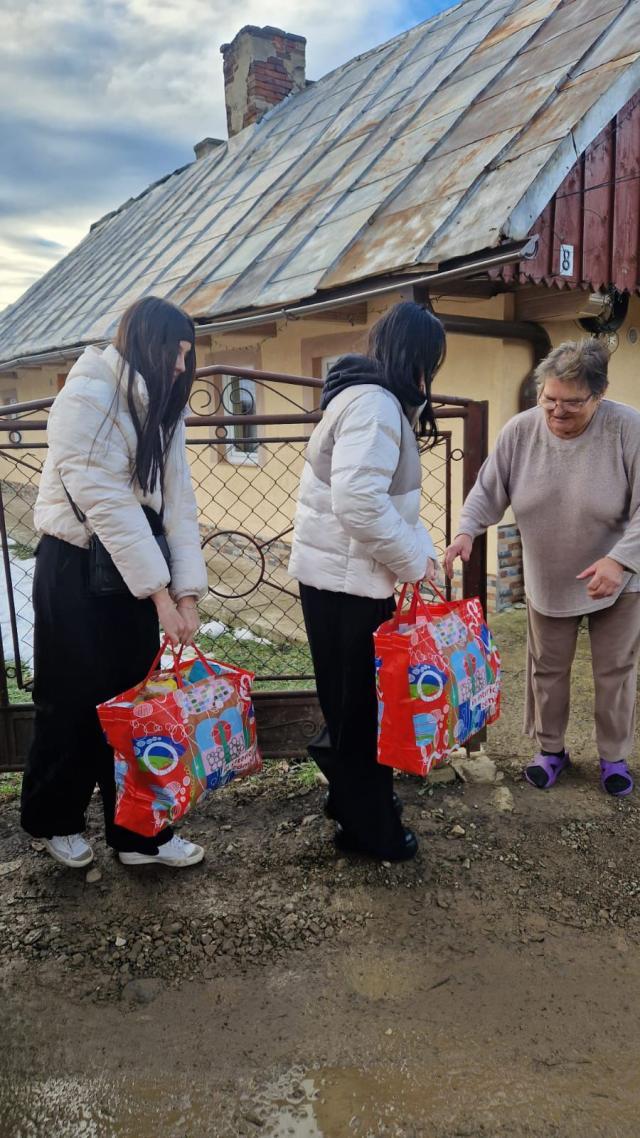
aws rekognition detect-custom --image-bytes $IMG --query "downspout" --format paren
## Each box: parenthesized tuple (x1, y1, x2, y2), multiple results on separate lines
(435, 313, 551, 410)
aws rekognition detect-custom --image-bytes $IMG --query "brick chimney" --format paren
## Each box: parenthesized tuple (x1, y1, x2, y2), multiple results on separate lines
(220, 26, 306, 138)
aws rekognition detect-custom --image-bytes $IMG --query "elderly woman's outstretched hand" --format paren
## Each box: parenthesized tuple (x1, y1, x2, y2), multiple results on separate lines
(576, 556, 625, 599)
(444, 533, 473, 578)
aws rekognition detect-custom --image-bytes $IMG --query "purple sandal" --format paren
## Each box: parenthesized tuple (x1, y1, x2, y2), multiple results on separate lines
(524, 751, 570, 790)
(600, 759, 634, 797)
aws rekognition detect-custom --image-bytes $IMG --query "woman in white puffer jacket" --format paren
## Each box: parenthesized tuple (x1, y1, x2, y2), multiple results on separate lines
(289, 301, 446, 862)
(21, 297, 208, 871)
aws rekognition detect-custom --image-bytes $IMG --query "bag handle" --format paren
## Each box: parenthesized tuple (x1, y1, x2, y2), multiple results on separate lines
(138, 637, 246, 692)
(139, 635, 256, 696)
(427, 581, 448, 604)
(390, 580, 448, 629)
(140, 636, 185, 689)
(186, 641, 254, 679)
(60, 476, 88, 526)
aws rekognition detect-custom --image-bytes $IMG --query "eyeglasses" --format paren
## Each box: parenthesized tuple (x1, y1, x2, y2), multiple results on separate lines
(538, 393, 594, 412)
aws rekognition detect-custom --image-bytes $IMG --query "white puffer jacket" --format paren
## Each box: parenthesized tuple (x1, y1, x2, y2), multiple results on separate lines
(288, 383, 435, 598)
(34, 344, 208, 601)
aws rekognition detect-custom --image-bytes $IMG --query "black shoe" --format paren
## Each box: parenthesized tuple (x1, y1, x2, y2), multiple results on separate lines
(334, 824, 418, 862)
(323, 791, 403, 821)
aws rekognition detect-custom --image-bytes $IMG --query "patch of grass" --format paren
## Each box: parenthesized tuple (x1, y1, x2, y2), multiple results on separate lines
(5, 673, 33, 705)
(196, 630, 314, 690)
(287, 759, 322, 791)
(8, 541, 36, 561)
(0, 772, 22, 801)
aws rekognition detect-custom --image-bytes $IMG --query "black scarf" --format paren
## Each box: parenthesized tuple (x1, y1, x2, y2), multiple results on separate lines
(320, 354, 424, 416)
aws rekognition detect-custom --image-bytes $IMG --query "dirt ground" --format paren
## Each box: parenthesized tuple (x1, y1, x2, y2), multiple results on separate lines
(2, 609, 640, 1138)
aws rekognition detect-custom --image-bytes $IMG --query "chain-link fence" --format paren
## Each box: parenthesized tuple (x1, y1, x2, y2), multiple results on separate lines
(0, 366, 487, 763)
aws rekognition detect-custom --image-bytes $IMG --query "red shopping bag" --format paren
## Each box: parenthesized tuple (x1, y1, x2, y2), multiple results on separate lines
(374, 583, 501, 776)
(98, 639, 262, 837)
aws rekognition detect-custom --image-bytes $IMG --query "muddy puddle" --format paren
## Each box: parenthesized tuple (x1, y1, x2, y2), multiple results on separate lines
(2, 1060, 639, 1138)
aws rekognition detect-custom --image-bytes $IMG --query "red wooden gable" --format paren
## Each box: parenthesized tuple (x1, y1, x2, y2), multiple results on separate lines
(496, 93, 640, 294)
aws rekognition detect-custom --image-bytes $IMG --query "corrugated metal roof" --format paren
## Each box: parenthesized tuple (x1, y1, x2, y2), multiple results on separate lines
(1, 0, 639, 362)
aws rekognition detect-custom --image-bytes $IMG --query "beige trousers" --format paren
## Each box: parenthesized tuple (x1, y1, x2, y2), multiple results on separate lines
(524, 594, 640, 761)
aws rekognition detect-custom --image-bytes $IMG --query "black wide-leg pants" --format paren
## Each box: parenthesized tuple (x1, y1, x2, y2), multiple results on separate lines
(20, 536, 172, 853)
(299, 583, 404, 854)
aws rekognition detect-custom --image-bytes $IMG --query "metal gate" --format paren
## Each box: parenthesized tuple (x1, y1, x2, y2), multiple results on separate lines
(0, 365, 487, 770)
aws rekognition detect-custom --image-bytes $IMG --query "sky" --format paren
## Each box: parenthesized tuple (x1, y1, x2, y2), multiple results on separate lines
(0, 0, 456, 309)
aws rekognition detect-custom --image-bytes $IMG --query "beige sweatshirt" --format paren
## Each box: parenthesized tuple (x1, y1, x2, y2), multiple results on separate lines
(457, 400, 640, 617)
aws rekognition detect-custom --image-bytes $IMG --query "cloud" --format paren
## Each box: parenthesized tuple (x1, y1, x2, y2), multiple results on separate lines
(0, 0, 457, 309)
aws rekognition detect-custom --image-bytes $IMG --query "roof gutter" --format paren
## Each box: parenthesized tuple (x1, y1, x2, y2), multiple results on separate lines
(0, 238, 538, 372)
(192, 237, 539, 335)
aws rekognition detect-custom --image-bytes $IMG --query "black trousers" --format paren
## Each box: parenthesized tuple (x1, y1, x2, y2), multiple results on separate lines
(299, 583, 404, 853)
(20, 536, 172, 853)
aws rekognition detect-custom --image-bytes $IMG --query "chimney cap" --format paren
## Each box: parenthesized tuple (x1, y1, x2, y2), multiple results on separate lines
(194, 137, 225, 160)
(220, 25, 307, 54)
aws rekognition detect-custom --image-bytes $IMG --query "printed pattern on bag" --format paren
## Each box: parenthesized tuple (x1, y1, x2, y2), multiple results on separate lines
(99, 653, 261, 837)
(375, 590, 501, 777)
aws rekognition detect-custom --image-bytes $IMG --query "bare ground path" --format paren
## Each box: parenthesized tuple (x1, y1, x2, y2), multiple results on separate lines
(1, 610, 640, 1138)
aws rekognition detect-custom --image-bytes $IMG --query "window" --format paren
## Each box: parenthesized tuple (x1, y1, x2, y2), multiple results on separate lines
(321, 355, 341, 379)
(0, 387, 18, 417)
(0, 387, 20, 443)
(223, 374, 259, 464)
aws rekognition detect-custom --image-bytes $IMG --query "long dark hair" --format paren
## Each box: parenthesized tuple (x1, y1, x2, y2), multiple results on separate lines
(114, 296, 196, 494)
(368, 301, 446, 446)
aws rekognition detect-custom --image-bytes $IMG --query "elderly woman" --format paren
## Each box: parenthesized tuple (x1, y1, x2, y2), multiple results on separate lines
(445, 339, 640, 796)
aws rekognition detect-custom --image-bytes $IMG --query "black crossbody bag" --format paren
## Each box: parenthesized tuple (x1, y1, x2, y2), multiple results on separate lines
(61, 481, 171, 598)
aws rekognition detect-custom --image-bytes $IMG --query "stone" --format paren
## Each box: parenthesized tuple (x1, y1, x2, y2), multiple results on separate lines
(0, 858, 23, 878)
(121, 977, 163, 1006)
(449, 824, 466, 838)
(86, 867, 102, 883)
(492, 787, 515, 813)
(427, 765, 457, 786)
(242, 1111, 264, 1128)
(115, 936, 127, 948)
(451, 754, 498, 784)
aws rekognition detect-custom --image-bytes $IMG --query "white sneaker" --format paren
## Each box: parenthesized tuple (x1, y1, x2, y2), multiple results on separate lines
(118, 835, 204, 868)
(42, 834, 94, 869)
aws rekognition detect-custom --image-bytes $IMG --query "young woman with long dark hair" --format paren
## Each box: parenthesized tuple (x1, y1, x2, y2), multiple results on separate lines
(21, 296, 208, 869)
(289, 301, 446, 861)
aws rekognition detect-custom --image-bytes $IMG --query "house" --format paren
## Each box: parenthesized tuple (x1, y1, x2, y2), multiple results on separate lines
(1, 0, 640, 610)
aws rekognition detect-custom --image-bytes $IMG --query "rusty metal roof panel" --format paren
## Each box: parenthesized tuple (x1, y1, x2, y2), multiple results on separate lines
(2, 0, 640, 361)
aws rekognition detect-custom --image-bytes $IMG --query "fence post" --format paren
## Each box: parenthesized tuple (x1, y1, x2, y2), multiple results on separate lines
(0, 483, 11, 710)
(461, 400, 488, 613)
